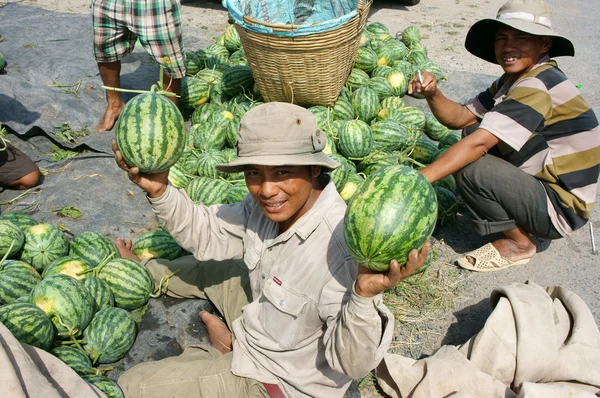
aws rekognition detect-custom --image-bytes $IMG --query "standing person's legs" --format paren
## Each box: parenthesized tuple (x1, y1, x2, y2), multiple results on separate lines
(92, 0, 137, 131)
(455, 154, 562, 271)
(130, 0, 186, 105)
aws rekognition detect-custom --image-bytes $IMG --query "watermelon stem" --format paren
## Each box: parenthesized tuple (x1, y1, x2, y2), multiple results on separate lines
(0, 239, 16, 269)
(151, 268, 182, 297)
(0, 124, 10, 151)
(92, 252, 117, 277)
(0, 188, 35, 205)
(404, 157, 426, 169)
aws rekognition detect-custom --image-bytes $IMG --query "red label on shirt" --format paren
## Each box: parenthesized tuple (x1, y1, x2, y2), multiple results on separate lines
(273, 276, 282, 286)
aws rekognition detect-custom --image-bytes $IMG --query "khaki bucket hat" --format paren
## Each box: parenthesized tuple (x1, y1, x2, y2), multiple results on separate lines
(465, 0, 575, 64)
(216, 102, 340, 173)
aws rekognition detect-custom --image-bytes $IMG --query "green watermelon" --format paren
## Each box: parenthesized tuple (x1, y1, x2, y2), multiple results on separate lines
(401, 26, 422, 47)
(229, 49, 248, 66)
(439, 132, 461, 148)
(0, 220, 25, 258)
(434, 186, 459, 227)
(419, 59, 445, 81)
(184, 52, 203, 76)
(223, 24, 241, 53)
(380, 96, 405, 111)
(115, 92, 186, 173)
(433, 173, 457, 193)
(133, 229, 182, 261)
(0, 212, 38, 232)
(339, 173, 364, 203)
(343, 165, 437, 271)
(387, 40, 409, 62)
(206, 43, 229, 59)
(351, 87, 380, 124)
(410, 138, 439, 164)
(82, 276, 115, 311)
(96, 258, 154, 310)
(204, 54, 230, 73)
(338, 120, 373, 159)
(20, 224, 69, 272)
(357, 150, 402, 176)
(387, 69, 408, 97)
(168, 162, 192, 189)
(226, 182, 250, 204)
(81, 374, 124, 398)
(0, 302, 55, 350)
(398, 107, 427, 131)
(393, 60, 416, 81)
(50, 346, 94, 375)
(185, 177, 230, 206)
(83, 307, 136, 364)
(332, 99, 355, 121)
(42, 256, 93, 280)
(371, 120, 412, 151)
(191, 103, 222, 125)
(329, 154, 351, 192)
(195, 68, 223, 86)
(346, 68, 370, 91)
(367, 77, 394, 101)
(30, 274, 95, 335)
(180, 77, 211, 109)
(69, 231, 119, 268)
(354, 47, 378, 73)
(371, 65, 393, 79)
(0, 259, 41, 304)
(425, 115, 452, 141)
(221, 65, 254, 97)
(406, 49, 428, 66)
(307, 106, 332, 131)
(365, 22, 390, 38)
(190, 123, 227, 152)
(338, 86, 352, 102)
(374, 44, 394, 67)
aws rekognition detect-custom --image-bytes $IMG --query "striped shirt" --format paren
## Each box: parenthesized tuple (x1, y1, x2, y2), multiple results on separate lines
(466, 56, 600, 236)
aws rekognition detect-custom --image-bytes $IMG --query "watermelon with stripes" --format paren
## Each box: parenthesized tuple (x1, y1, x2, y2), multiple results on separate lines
(380, 96, 406, 111)
(351, 87, 380, 124)
(375, 107, 404, 125)
(339, 173, 364, 203)
(425, 115, 452, 141)
(50, 346, 94, 375)
(81, 375, 124, 398)
(357, 150, 402, 176)
(387, 69, 408, 97)
(374, 44, 394, 67)
(195, 68, 224, 87)
(398, 107, 427, 131)
(338, 86, 352, 102)
(338, 119, 373, 159)
(30, 274, 95, 335)
(223, 24, 241, 53)
(401, 26, 422, 47)
(365, 22, 390, 38)
(191, 103, 223, 125)
(180, 77, 211, 109)
(229, 49, 248, 66)
(0, 302, 55, 350)
(329, 153, 351, 192)
(433, 173, 457, 193)
(332, 99, 355, 121)
(0, 212, 37, 232)
(184, 52, 203, 76)
(367, 77, 394, 101)
(42, 256, 93, 280)
(393, 60, 416, 81)
(346, 68, 370, 91)
(221, 65, 254, 97)
(354, 46, 378, 73)
(97, 258, 154, 310)
(410, 138, 439, 164)
(0, 220, 24, 258)
(83, 307, 136, 364)
(435, 186, 459, 227)
(190, 122, 227, 152)
(343, 165, 437, 271)
(167, 162, 192, 189)
(371, 120, 412, 151)
(0, 259, 41, 304)
(20, 224, 69, 272)
(307, 106, 332, 131)
(69, 231, 119, 268)
(371, 65, 393, 79)
(386, 39, 409, 62)
(115, 92, 186, 173)
(185, 177, 230, 206)
(206, 43, 229, 59)
(439, 132, 461, 148)
(83, 276, 115, 311)
(133, 229, 182, 261)
(226, 182, 250, 204)
(406, 49, 428, 66)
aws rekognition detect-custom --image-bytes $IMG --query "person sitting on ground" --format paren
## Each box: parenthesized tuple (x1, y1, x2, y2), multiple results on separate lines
(0, 125, 41, 190)
(409, 0, 600, 272)
(92, 0, 186, 132)
(112, 102, 429, 398)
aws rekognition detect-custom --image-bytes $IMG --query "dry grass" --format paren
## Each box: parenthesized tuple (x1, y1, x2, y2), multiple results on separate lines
(358, 241, 466, 396)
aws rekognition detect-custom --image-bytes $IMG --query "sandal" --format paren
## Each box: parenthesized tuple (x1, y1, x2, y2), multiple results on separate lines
(456, 243, 531, 272)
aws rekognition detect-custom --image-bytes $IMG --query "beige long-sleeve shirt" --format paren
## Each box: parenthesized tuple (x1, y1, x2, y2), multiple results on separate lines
(149, 180, 394, 397)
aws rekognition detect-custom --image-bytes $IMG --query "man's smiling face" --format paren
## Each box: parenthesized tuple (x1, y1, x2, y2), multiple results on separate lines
(494, 26, 552, 78)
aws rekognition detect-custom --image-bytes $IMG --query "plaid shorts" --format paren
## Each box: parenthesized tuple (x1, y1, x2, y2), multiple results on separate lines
(92, 0, 186, 78)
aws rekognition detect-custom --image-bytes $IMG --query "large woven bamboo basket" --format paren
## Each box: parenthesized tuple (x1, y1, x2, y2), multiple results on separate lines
(235, 0, 372, 107)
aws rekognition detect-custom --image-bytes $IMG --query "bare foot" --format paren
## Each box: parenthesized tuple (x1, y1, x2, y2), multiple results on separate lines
(116, 237, 141, 262)
(96, 102, 125, 132)
(200, 311, 232, 354)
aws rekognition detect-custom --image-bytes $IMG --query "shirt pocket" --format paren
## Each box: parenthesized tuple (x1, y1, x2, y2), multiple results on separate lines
(259, 279, 308, 349)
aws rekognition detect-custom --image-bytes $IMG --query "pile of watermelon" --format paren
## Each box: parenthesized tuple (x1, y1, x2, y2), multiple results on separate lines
(167, 21, 460, 227)
(0, 213, 183, 398)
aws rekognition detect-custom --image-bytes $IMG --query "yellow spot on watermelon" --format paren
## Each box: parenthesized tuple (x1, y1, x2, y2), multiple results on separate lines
(61, 261, 87, 279)
(135, 249, 158, 260)
(29, 224, 49, 235)
(35, 298, 55, 314)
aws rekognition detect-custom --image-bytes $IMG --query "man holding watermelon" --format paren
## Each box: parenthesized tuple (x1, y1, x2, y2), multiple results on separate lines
(92, 0, 186, 132)
(112, 102, 429, 397)
(409, 0, 600, 272)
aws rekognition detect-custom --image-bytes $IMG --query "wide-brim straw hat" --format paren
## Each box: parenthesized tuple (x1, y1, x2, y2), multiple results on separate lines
(465, 0, 574, 64)
(216, 102, 340, 173)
